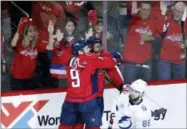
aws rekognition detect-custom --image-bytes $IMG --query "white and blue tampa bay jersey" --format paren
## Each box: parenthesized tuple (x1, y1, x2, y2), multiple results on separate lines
(109, 93, 152, 129)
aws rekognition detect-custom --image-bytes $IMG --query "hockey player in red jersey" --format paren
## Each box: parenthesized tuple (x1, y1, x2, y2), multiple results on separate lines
(85, 37, 124, 127)
(89, 37, 124, 96)
(59, 40, 117, 129)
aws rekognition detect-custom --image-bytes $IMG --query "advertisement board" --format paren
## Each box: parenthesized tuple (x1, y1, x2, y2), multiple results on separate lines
(1, 83, 186, 128)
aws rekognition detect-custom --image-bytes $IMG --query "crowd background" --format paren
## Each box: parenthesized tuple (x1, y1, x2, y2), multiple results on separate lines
(1, 1, 187, 91)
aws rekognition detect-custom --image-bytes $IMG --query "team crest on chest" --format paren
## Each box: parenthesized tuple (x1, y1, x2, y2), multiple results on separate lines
(20, 49, 38, 59)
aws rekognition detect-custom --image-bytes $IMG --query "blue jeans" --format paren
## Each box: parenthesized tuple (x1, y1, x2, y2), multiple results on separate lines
(158, 59, 186, 80)
(123, 60, 152, 84)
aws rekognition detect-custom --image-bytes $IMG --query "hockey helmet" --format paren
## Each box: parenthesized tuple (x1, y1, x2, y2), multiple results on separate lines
(71, 40, 85, 55)
(130, 79, 147, 93)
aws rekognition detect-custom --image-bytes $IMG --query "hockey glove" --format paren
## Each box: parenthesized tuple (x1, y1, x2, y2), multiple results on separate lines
(112, 51, 122, 66)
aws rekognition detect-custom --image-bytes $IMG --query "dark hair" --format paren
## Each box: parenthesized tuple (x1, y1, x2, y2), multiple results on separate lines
(65, 17, 77, 27)
(63, 17, 78, 42)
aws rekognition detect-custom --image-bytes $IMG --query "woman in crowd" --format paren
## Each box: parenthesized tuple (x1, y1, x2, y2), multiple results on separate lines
(10, 17, 54, 90)
(63, 18, 78, 45)
(50, 18, 78, 88)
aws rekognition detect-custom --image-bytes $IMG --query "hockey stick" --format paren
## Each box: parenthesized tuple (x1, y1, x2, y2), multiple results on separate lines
(144, 94, 165, 108)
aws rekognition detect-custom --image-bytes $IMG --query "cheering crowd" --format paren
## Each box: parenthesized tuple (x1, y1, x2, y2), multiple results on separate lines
(1, 1, 187, 91)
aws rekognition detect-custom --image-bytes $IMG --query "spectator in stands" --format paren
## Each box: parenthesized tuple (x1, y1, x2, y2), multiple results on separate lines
(50, 18, 77, 88)
(63, 18, 78, 44)
(122, 1, 163, 83)
(92, 17, 114, 52)
(148, 1, 174, 80)
(10, 18, 54, 90)
(158, 2, 187, 80)
(31, 1, 66, 87)
(59, 1, 93, 37)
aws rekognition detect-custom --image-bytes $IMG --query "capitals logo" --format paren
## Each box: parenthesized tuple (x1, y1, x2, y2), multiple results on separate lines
(1, 100, 48, 128)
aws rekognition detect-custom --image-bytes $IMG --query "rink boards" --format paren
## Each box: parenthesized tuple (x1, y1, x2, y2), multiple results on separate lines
(1, 81, 187, 128)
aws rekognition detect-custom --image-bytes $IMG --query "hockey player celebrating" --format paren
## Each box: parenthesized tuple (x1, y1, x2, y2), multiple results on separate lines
(59, 40, 117, 129)
(108, 79, 152, 129)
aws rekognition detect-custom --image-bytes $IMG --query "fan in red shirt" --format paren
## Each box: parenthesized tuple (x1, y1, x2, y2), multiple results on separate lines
(158, 2, 187, 80)
(63, 18, 78, 45)
(59, 40, 116, 129)
(50, 18, 78, 87)
(123, 1, 163, 83)
(10, 18, 54, 90)
(31, 2, 66, 87)
(50, 39, 72, 79)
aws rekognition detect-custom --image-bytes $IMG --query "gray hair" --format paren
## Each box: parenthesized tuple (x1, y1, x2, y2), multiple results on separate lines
(174, 2, 186, 10)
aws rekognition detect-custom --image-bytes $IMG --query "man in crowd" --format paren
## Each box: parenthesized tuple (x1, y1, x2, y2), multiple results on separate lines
(123, 1, 163, 83)
(158, 2, 187, 80)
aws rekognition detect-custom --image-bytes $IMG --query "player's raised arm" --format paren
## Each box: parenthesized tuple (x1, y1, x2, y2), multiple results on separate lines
(89, 56, 116, 70)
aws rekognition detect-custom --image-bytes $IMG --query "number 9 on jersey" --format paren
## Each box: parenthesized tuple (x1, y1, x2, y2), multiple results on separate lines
(70, 69, 80, 87)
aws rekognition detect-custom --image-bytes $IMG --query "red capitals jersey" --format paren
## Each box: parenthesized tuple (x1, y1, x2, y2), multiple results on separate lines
(97, 50, 124, 97)
(96, 50, 111, 96)
(50, 40, 72, 79)
(106, 66, 124, 90)
(123, 16, 160, 63)
(160, 19, 187, 64)
(65, 53, 116, 102)
(11, 39, 47, 79)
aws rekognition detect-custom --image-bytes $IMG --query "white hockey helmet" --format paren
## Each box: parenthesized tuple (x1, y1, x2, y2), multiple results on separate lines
(130, 79, 147, 93)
